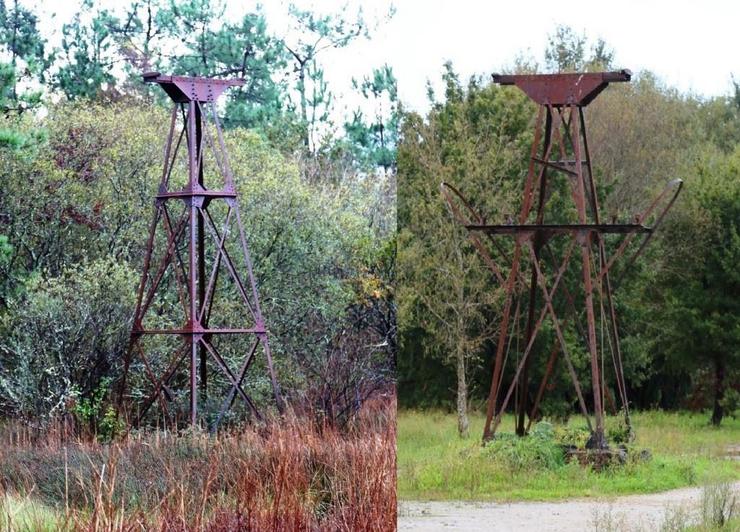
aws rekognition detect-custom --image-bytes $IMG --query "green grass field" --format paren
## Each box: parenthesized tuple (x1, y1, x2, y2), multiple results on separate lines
(1, 494, 65, 531)
(398, 409, 740, 501)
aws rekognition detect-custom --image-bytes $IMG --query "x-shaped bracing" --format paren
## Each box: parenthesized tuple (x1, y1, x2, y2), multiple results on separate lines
(441, 103, 682, 445)
(119, 78, 283, 431)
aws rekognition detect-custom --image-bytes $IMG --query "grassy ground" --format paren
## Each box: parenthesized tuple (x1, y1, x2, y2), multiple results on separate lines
(1, 494, 63, 531)
(0, 395, 396, 531)
(398, 409, 740, 501)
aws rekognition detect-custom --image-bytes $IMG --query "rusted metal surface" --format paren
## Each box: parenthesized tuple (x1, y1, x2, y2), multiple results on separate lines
(442, 70, 682, 448)
(492, 70, 631, 106)
(118, 73, 283, 431)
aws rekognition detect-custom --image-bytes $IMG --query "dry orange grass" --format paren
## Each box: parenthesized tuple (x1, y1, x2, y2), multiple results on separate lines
(0, 394, 396, 531)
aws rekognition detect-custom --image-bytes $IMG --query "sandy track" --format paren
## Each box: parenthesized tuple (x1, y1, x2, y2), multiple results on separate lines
(398, 482, 740, 531)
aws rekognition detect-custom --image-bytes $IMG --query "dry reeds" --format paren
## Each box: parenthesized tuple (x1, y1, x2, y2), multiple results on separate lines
(0, 394, 397, 531)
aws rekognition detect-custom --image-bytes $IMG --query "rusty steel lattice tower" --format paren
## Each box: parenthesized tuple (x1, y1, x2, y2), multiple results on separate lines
(119, 73, 283, 431)
(442, 70, 681, 448)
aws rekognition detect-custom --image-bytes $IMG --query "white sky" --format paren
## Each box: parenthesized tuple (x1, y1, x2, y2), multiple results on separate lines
(27, 0, 740, 116)
(383, 0, 740, 111)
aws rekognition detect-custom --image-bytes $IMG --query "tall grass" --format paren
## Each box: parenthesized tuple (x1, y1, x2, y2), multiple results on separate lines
(700, 482, 737, 529)
(1, 492, 65, 531)
(0, 394, 396, 531)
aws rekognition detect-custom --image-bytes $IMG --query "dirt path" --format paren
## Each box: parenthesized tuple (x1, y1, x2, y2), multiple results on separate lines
(398, 482, 740, 532)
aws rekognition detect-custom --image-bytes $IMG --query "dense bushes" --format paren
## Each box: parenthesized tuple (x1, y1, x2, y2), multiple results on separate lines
(0, 259, 136, 421)
(0, 102, 395, 429)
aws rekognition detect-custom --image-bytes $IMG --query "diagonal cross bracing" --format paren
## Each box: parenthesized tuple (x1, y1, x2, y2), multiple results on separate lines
(442, 71, 682, 447)
(118, 73, 283, 430)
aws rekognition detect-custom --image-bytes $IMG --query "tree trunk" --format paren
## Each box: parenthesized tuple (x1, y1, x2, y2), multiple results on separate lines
(298, 65, 309, 149)
(456, 343, 469, 438)
(711, 357, 725, 426)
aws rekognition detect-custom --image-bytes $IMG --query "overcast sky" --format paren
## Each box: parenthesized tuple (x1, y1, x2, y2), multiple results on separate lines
(31, 0, 740, 115)
(379, 0, 740, 111)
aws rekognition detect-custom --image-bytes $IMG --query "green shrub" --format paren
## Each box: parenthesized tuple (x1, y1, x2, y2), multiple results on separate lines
(608, 419, 633, 444)
(530, 420, 554, 440)
(553, 424, 591, 449)
(484, 422, 565, 471)
(71, 377, 124, 442)
(0, 258, 137, 421)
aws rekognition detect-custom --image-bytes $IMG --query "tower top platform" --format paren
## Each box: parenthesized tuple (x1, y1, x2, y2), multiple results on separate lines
(492, 70, 632, 106)
(142, 72, 244, 103)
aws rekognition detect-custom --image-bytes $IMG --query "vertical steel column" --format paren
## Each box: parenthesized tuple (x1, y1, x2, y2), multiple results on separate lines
(195, 102, 207, 399)
(579, 107, 631, 432)
(483, 105, 546, 441)
(571, 105, 604, 444)
(187, 100, 199, 426)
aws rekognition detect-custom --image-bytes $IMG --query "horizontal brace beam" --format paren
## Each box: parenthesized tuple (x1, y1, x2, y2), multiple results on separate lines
(540, 159, 587, 165)
(532, 157, 579, 176)
(465, 223, 652, 235)
(134, 327, 266, 335)
(156, 189, 237, 200)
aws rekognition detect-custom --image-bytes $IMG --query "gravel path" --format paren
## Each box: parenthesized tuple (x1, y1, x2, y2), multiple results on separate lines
(398, 482, 740, 531)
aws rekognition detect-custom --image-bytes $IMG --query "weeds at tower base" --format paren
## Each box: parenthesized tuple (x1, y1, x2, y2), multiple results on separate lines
(483, 421, 652, 472)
